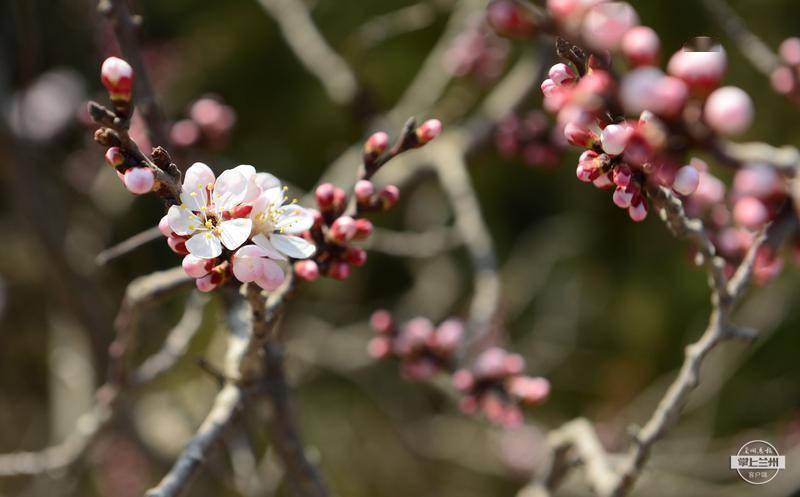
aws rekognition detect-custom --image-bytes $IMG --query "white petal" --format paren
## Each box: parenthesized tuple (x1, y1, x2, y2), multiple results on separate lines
(180, 182, 208, 212)
(185, 232, 222, 259)
(213, 170, 249, 211)
(254, 173, 281, 192)
(232, 164, 256, 179)
(218, 218, 252, 250)
(249, 187, 284, 219)
(183, 162, 215, 192)
(255, 259, 285, 291)
(275, 205, 314, 234)
(252, 234, 287, 260)
(167, 205, 201, 236)
(270, 233, 316, 259)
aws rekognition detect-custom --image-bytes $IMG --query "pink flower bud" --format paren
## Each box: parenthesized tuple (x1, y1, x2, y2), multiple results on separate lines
(370, 309, 394, 334)
(613, 164, 632, 187)
(345, 246, 367, 267)
(434, 319, 464, 353)
(628, 195, 648, 221)
(123, 167, 154, 195)
(100, 57, 134, 101)
(170, 119, 201, 148)
(473, 347, 508, 380)
(195, 274, 218, 293)
(540, 78, 558, 98)
(613, 186, 633, 208)
(593, 171, 613, 189)
(294, 260, 320, 281)
(622, 26, 660, 67)
(487, 0, 537, 38)
(379, 185, 400, 210)
(672, 165, 700, 195)
(416, 119, 442, 145)
(564, 122, 597, 147)
(353, 218, 374, 240)
(452, 369, 474, 391)
(779, 37, 800, 66)
(354, 180, 375, 203)
(167, 235, 188, 255)
(158, 215, 173, 237)
(315, 183, 335, 209)
(364, 131, 389, 156)
(329, 216, 357, 243)
(733, 165, 782, 199)
(548, 63, 577, 86)
(182, 254, 214, 279)
(770, 66, 795, 95)
(508, 376, 550, 405)
(104, 147, 125, 168)
(667, 45, 727, 93)
(704, 86, 754, 137)
(328, 261, 351, 280)
(733, 197, 769, 229)
(582, 2, 640, 52)
(600, 124, 631, 155)
(367, 336, 392, 359)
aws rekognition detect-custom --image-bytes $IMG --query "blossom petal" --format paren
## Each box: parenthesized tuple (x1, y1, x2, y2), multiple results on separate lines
(167, 205, 201, 236)
(233, 165, 260, 202)
(213, 169, 249, 211)
(232, 164, 256, 180)
(254, 173, 281, 192)
(255, 259, 285, 291)
(232, 244, 269, 282)
(270, 233, 316, 259)
(252, 234, 287, 260)
(275, 205, 314, 234)
(218, 218, 252, 251)
(185, 232, 222, 259)
(183, 162, 216, 192)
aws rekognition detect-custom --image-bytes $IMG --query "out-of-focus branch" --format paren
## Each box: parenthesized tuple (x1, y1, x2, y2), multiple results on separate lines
(130, 292, 209, 386)
(0, 275, 203, 477)
(144, 384, 243, 497)
(700, 0, 779, 76)
(429, 134, 500, 354)
(95, 226, 163, 266)
(259, 342, 329, 497)
(98, 0, 169, 148)
(712, 139, 800, 177)
(365, 226, 462, 258)
(521, 190, 797, 497)
(109, 266, 193, 386)
(354, 2, 442, 48)
(255, 0, 359, 106)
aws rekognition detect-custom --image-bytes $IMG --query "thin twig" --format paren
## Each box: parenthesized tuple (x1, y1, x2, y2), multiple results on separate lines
(95, 226, 163, 266)
(255, 0, 359, 106)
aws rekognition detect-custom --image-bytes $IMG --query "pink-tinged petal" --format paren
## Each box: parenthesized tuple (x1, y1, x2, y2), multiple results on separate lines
(255, 173, 281, 192)
(233, 165, 260, 201)
(275, 205, 314, 234)
(182, 254, 212, 278)
(252, 234, 287, 260)
(213, 169, 249, 211)
(185, 232, 222, 259)
(255, 259, 285, 291)
(232, 164, 256, 179)
(167, 205, 201, 236)
(217, 218, 252, 251)
(270, 234, 316, 259)
(232, 245, 270, 282)
(183, 162, 215, 194)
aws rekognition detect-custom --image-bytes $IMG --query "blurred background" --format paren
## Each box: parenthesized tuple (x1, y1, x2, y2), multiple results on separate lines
(1, 0, 800, 496)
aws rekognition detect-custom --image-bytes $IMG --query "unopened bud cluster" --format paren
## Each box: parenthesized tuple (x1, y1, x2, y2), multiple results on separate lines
(771, 37, 800, 106)
(533, 1, 755, 222)
(368, 310, 549, 427)
(368, 311, 465, 380)
(170, 95, 237, 150)
(684, 159, 792, 285)
(494, 110, 563, 168)
(444, 13, 510, 84)
(454, 347, 550, 427)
